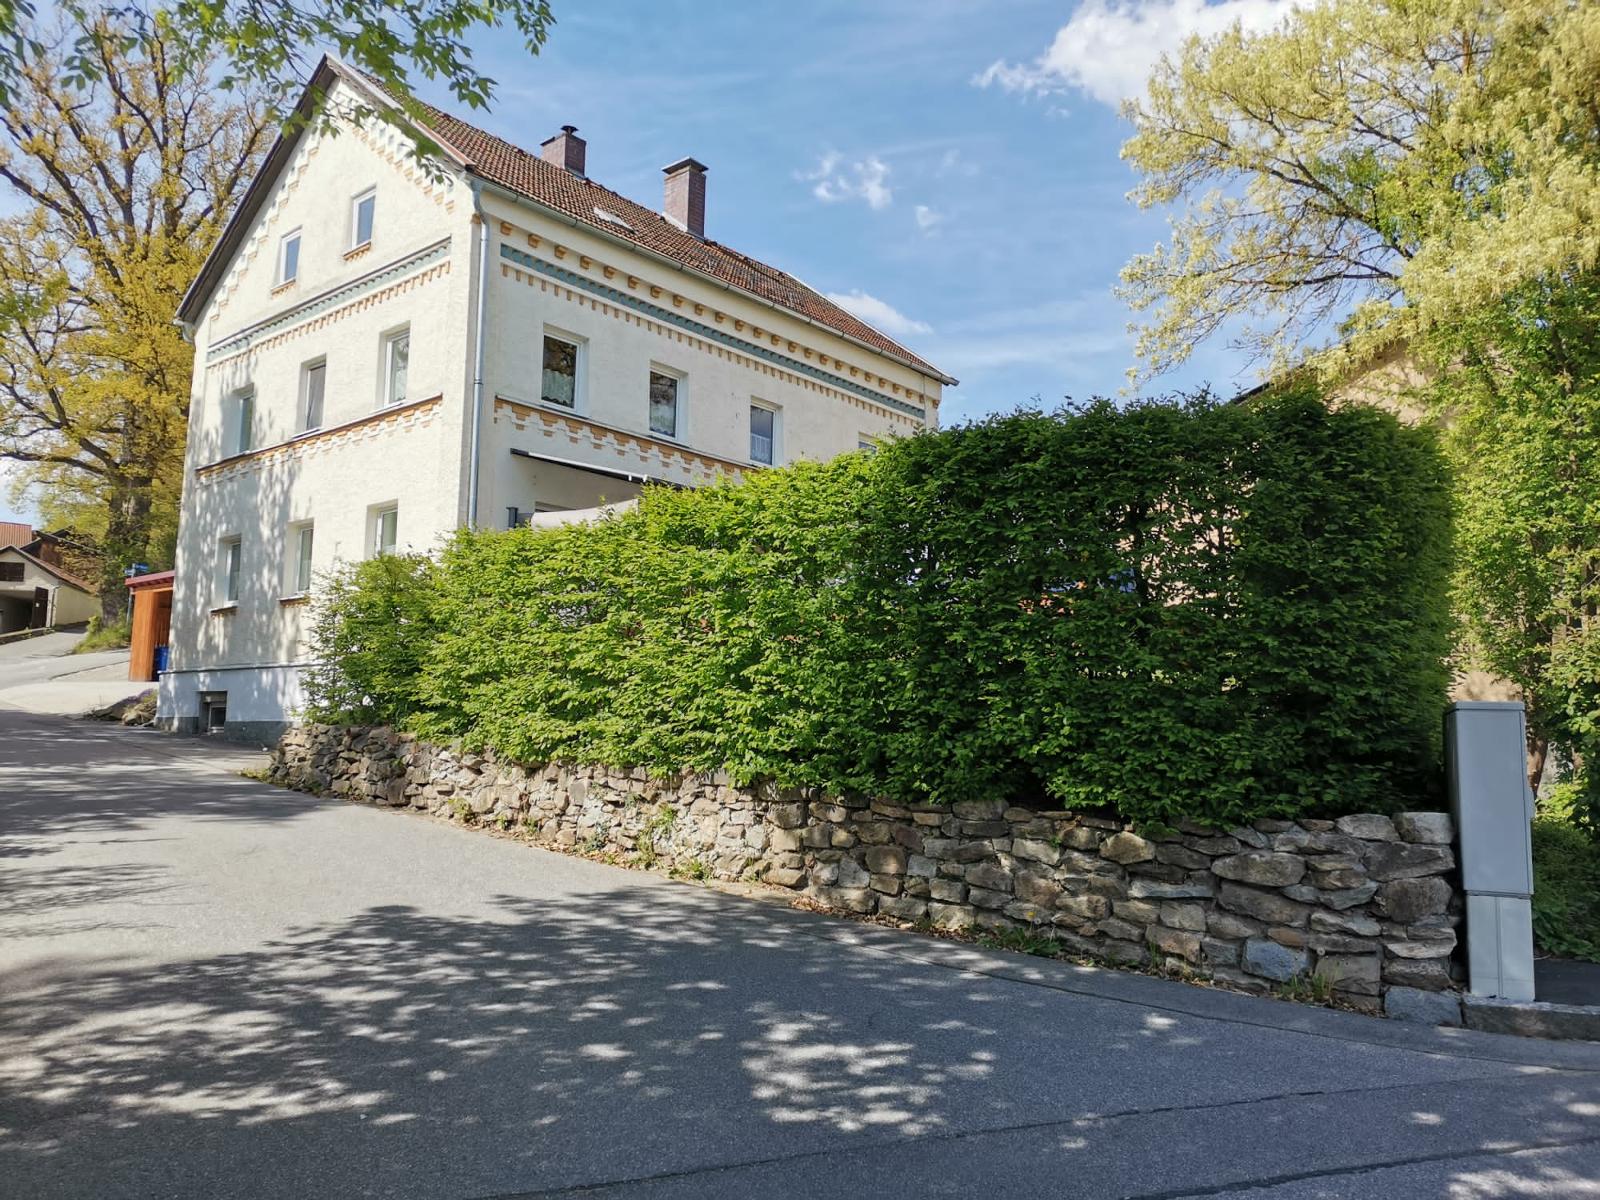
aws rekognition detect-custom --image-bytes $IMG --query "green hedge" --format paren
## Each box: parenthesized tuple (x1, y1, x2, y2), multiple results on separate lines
(306, 390, 1453, 827)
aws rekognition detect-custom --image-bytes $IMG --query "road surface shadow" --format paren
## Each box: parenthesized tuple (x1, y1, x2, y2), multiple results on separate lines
(3, 885, 1599, 1199)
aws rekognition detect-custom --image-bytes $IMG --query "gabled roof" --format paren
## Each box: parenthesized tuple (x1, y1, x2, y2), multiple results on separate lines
(180, 58, 955, 386)
(0, 545, 96, 593)
(0, 521, 31, 549)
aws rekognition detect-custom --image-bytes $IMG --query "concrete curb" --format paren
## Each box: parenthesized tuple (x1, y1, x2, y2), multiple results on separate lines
(1463, 995, 1600, 1042)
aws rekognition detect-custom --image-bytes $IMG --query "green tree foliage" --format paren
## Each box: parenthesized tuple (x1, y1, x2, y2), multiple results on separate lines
(1532, 782, 1600, 961)
(1119, 0, 1600, 380)
(1428, 278, 1600, 807)
(0, 1, 555, 149)
(307, 396, 1453, 828)
(303, 553, 440, 726)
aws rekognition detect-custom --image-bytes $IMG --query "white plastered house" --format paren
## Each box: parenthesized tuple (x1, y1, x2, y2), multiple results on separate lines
(162, 57, 955, 739)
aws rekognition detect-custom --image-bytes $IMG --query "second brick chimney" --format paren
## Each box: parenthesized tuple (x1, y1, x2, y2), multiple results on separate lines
(540, 125, 586, 176)
(662, 157, 707, 238)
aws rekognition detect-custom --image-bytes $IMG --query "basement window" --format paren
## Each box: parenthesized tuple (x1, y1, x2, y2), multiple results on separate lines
(200, 691, 228, 734)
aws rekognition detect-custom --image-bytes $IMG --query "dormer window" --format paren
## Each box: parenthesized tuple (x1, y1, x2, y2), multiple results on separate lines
(350, 188, 375, 249)
(277, 230, 300, 285)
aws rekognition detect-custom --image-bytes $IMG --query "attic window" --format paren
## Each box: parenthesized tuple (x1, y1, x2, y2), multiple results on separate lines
(593, 207, 632, 231)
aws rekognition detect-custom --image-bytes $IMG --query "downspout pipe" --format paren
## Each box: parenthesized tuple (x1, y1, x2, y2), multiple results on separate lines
(467, 179, 490, 528)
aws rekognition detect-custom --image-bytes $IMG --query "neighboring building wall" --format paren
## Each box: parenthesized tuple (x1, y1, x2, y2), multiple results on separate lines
(0, 548, 98, 631)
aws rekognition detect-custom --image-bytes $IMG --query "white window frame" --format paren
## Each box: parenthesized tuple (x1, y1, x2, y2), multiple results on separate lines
(233, 387, 255, 456)
(287, 521, 315, 597)
(277, 229, 301, 285)
(219, 535, 242, 605)
(858, 434, 880, 455)
(369, 503, 398, 558)
(381, 326, 410, 408)
(350, 187, 376, 250)
(647, 364, 685, 441)
(749, 401, 780, 466)
(299, 358, 327, 433)
(539, 328, 585, 412)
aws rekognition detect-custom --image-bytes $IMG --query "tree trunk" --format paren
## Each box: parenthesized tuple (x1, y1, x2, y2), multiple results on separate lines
(98, 477, 154, 623)
(1527, 733, 1548, 798)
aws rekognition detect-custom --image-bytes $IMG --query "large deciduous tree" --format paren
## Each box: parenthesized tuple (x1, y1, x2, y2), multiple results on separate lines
(1119, 0, 1600, 379)
(0, 14, 272, 616)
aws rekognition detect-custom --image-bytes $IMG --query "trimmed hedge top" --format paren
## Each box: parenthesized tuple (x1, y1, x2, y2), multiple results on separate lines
(306, 390, 1453, 827)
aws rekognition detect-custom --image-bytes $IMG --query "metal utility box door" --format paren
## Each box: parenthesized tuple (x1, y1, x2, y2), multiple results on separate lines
(1445, 701, 1534, 896)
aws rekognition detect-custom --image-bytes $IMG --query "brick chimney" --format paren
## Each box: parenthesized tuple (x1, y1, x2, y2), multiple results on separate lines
(540, 125, 586, 176)
(662, 157, 707, 237)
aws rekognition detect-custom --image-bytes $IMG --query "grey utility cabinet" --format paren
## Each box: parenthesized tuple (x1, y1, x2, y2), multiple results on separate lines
(1444, 701, 1536, 1001)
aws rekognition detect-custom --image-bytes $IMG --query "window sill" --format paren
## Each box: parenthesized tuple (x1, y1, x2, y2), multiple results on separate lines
(279, 594, 310, 607)
(271, 279, 297, 296)
(209, 603, 238, 616)
(344, 241, 372, 261)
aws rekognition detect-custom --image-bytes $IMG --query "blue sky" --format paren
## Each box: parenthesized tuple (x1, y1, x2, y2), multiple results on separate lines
(1, 0, 1286, 527)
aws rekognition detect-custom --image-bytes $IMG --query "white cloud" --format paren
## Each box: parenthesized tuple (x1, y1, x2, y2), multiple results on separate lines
(823, 290, 932, 339)
(913, 204, 942, 232)
(800, 152, 893, 210)
(974, 0, 1293, 109)
(921, 296, 1127, 377)
(936, 148, 978, 179)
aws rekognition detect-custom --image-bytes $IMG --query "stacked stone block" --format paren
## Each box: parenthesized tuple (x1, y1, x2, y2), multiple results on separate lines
(271, 725, 1462, 1015)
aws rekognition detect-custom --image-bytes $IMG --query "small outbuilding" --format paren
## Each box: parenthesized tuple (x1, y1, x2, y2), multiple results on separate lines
(126, 570, 175, 682)
(0, 545, 99, 633)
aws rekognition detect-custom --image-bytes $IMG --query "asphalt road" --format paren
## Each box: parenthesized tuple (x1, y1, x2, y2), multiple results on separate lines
(0, 630, 138, 715)
(4, 707, 1600, 1199)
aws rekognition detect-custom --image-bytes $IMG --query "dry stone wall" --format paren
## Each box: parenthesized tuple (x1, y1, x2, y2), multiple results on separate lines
(271, 725, 1464, 1019)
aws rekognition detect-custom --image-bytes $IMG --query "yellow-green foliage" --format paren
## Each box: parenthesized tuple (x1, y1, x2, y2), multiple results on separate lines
(307, 393, 1453, 827)
(1120, 0, 1600, 381)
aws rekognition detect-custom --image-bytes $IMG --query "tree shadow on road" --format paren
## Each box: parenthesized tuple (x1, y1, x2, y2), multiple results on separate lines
(0, 715, 315, 849)
(4, 878, 1599, 1200)
(0, 887, 1012, 1198)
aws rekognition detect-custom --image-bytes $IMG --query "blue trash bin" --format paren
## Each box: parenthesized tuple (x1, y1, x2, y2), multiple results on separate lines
(153, 644, 170, 675)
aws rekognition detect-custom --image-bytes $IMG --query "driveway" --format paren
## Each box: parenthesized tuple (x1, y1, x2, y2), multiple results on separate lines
(0, 630, 138, 715)
(3, 708, 1600, 1199)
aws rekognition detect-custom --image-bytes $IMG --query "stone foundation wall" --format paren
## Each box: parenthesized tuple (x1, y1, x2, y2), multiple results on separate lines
(270, 725, 1464, 1017)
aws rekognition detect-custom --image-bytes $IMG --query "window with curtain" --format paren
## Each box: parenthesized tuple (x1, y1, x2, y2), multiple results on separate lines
(542, 335, 578, 407)
(302, 361, 325, 431)
(373, 506, 398, 557)
(293, 525, 315, 594)
(221, 537, 242, 603)
(385, 330, 409, 406)
(236, 390, 254, 455)
(649, 371, 679, 438)
(750, 405, 775, 464)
